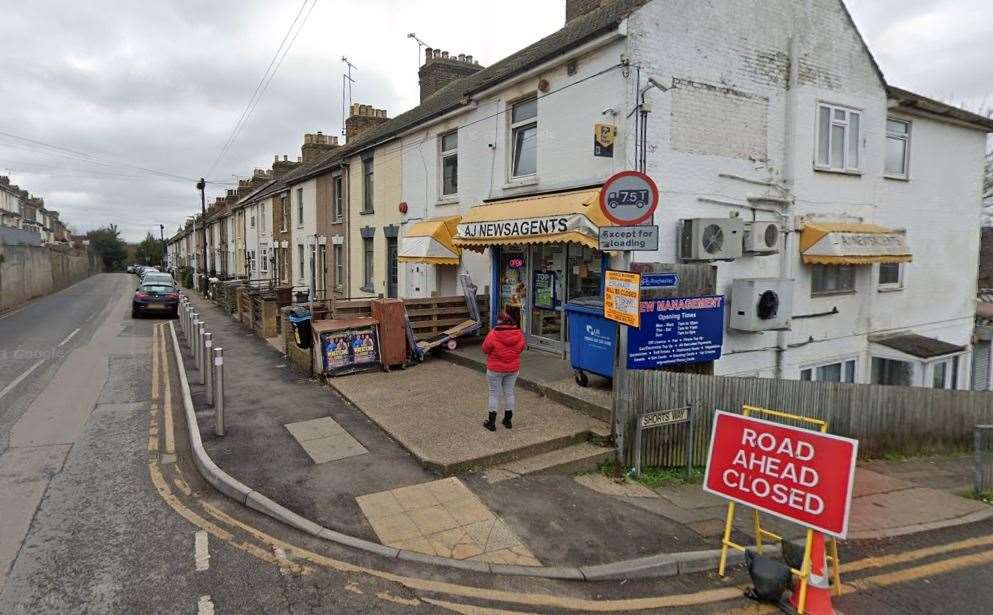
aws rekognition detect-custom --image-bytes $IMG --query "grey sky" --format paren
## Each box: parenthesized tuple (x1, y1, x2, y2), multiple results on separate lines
(0, 0, 989, 242)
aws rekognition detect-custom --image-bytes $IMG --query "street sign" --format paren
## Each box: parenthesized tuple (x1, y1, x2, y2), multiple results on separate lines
(640, 273, 679, 289)
(703, 410, 858, 538)
(599, 170, 659, 226)
(598, 225, 659, 251)
(634, 406, 692, 478)
(627, 295, 725, 368)
(603, 270, 641, 328)
(640, 406, 689, 429)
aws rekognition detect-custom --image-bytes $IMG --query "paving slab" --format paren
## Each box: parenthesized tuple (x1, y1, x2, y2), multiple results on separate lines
(327, 360, 609, 474)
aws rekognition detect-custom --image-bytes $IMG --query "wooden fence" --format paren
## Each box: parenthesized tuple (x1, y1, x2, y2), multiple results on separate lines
(622, 370, 993, 466)
(330, 295, 489, 341)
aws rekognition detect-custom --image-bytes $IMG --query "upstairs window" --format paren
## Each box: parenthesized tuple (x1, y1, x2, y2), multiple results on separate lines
(362, 158, 374, 213)
(296, 188, 304, 226)
(510, 97, 537, 178)
(333, 175, 343, 221)
(280, 195, 288, 232)
(816, 103, 861, 172)
(885, 118, 911, 178)
(440, 131, 458, 196)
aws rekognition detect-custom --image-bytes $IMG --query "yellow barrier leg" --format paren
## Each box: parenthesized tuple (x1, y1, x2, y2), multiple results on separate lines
(752, 509, 763, 554)
(718, 502, 736, 576)
(830, 537, 842, 596)
(797, 528, 813, 614)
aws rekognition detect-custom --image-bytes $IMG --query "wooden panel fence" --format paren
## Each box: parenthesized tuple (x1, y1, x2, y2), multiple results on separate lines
(328, 295, 489, 341)
(622, 370, 993, 467)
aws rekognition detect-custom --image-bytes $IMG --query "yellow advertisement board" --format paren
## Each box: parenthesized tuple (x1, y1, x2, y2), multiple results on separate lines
(604, 270, 641, 328)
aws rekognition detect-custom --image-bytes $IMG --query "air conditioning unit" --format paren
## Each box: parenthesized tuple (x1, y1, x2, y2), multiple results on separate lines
(730, 278, 794, 332)
(678, 218, 744, 261)
(744, 221, 782, 254)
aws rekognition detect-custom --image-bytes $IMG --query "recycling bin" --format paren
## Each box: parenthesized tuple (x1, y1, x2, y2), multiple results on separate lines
(565, 297, 617, 387)
(287, 308, 313, 349)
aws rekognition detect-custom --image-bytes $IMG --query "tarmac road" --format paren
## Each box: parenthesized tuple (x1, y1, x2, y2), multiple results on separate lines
(3, 272, 993, 614)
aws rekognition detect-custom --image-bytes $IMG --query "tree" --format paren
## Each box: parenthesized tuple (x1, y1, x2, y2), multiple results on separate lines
(86, 225, 128, 272)
(133, 232, 165, 268)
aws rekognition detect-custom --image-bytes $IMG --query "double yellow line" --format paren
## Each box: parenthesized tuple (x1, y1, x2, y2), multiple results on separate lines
(147, 322, 993, 613)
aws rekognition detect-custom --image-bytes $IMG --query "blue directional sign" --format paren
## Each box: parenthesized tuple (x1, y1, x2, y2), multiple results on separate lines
(627, 295, 725, 369)
(640, 273, 679, 290)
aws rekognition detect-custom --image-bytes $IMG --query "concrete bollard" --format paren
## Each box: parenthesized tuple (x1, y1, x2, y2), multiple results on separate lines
(213, 347, 225, 437)
(204, 333, 214, 406)
(191, 313, 200, 352)
(198, 323, 207, 385)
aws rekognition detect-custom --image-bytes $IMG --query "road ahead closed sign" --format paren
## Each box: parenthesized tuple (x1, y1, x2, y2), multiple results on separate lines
(703, 411, 858, 538)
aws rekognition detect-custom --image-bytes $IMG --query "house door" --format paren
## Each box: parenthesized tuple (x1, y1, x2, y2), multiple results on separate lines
(386, 237, 398, 298)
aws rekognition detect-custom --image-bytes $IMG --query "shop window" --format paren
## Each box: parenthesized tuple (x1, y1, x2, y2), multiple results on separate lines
(440, 131, 458, 196)
(811, 265, 855, 295)
(362, 158, 374, 214)
(510, 97, 537, 178)
(815, 103, 861, 173)
(872, 357, 913, 387)
(885, 118, 911, 178)
(878, 262, 903, 290)
(800, 358, 857, 383)
(362, 237, 375, 291)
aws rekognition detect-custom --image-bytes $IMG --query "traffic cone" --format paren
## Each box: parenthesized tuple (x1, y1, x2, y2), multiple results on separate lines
(789, 532, 836, 615)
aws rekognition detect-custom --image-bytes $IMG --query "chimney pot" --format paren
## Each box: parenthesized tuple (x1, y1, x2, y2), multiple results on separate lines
(466, 54, 473, 63)
(424, 47, 432, 62)
(458, 53, 465, 62)
(284, 155, 288, 161)
(441, 50, 449, 59)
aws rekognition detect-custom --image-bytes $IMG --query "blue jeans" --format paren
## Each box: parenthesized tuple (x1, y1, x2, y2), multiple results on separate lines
(486, 370, 518, 413)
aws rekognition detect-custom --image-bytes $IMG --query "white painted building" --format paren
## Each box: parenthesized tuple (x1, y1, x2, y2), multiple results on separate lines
(395, 0, 992, 387)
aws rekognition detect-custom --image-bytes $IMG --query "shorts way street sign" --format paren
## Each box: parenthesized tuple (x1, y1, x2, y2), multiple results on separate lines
(703, 410, 859, 538)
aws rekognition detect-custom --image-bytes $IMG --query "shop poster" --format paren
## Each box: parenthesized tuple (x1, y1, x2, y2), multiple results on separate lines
(533, 270, 557, 310)
(321, 326, 380, 376)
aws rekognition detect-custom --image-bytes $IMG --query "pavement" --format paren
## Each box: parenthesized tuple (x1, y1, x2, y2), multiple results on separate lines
(176, 289, 993, 578)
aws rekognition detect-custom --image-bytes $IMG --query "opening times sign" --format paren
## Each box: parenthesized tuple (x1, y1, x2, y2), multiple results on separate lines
(627, 295, 724, 368)
(703, 411, 858, 538)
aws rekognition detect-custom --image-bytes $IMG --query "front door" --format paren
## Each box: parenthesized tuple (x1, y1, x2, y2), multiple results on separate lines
(386, 237, 398, 298)
(527, 244, 565, 353)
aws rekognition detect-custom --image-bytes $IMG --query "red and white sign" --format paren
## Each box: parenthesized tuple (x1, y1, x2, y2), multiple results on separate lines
(703, 410, 858, 538)
(599, 170, 659, 226)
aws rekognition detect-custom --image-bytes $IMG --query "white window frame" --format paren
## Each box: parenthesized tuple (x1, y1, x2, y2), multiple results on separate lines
(297, 244, 305, 281)
(877, 262, 904, 292)
(362, 237, 374, 290)
(296, 188, 304, 228)
(509, 96, 538, 179)
(280, 195, 288, 232)
(929, 355, 962, 390)
(333, 174, 343, 222)
(439, 130, 458, 197)
(250, 213, 256, 229)
(815, 102, 862, 173)
(799, 358, 858, 383)
(811, 264, 856, 296)
(885, 118, 911, 179)
(260, 245, 268, 273)
(333, 243, 344, 290)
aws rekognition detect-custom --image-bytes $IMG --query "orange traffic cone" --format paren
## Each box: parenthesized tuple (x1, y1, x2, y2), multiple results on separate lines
(789, 532, 836, 615)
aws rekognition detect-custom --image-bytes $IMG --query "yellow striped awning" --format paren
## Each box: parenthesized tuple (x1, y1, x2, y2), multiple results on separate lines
(800, 222, 912, 265)
(398, 216, 462, 266)
(453, 188, 610, 251)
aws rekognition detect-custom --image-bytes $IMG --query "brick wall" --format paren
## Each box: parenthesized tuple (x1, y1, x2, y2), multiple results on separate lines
(670, 78, 769, 160)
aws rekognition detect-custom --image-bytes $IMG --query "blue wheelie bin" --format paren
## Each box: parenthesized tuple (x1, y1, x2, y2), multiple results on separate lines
(565, 296, 617, 387)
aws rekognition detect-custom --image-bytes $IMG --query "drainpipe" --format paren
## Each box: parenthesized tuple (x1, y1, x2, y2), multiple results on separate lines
(775, 34, 800, 380)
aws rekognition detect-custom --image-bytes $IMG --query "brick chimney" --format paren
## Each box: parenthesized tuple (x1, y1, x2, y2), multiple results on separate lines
(418, 48, 483, 102)
(272, 154, 300, 178)
(345, 104, 390, 142)
(301, 131, 339, 164)
(566, 0, 606, 21)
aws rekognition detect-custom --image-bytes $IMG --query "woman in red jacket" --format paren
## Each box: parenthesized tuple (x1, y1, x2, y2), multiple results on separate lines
(480, 310, 526, 431)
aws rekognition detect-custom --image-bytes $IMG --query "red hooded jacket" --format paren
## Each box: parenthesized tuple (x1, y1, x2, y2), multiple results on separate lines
(481, 324, 526, 373)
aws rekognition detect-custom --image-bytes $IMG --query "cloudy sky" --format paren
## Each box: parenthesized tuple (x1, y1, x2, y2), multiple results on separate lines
(0, 0, 990, 242)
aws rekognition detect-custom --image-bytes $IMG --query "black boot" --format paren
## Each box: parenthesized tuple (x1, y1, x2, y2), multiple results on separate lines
(502, 411, 513, 429)
(483, 411, 497, 432)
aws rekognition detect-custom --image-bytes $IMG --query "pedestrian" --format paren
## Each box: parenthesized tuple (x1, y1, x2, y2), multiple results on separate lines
(480, 310, 526, 431)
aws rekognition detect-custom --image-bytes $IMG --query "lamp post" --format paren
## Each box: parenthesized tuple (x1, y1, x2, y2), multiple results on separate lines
(159, 223, 165, 270)
(196, 178, 208, 295)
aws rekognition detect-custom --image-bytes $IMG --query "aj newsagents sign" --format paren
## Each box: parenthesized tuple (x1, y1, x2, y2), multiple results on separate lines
(703, 411, 858, 538)
(627, 295, 724, 368)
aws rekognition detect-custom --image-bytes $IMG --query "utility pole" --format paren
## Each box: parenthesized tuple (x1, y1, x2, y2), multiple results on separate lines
(196, 178, 207, 295)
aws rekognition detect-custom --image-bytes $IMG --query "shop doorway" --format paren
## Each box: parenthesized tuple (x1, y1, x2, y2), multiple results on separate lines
(497, 244, 603, 355)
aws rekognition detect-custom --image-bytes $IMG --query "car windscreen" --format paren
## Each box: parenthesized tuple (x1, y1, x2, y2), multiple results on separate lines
(141, 285, 174, 294)
(144, 275, 174, 283)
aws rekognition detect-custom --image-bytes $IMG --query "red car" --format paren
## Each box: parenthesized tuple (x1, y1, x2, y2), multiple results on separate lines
(132, 282, 179, 318)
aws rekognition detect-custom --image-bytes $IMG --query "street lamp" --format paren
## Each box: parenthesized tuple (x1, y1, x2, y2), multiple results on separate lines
(196, 178, 207, 295)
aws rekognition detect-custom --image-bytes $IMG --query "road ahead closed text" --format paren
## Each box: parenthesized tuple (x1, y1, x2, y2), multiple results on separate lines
(703, 411, 858, 538)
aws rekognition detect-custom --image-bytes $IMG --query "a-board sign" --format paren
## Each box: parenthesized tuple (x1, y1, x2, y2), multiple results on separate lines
(627, 295, 724, 368)
(599, 170, 659, 226)
(703, 410, 859, 538)
(603, 270, 641, 328)
(640, 406, 689, 429)
(598, 225, 659, 251)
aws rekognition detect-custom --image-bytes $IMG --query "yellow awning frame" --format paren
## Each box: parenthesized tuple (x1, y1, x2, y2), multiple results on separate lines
(397, 255, 461, 266)
(453, 188, 609, 250)
(800, 221, 912, 265)
(399, 215, 462, 265)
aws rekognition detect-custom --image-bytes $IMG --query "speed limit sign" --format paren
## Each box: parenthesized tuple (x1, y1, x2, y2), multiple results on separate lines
(599, 171, 660, 226)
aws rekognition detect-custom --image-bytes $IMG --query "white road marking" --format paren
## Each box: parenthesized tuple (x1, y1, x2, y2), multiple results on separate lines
(57, 327, 80, 347)
(194, 530, 210, 571)
(0, 359, 45, 402)
(197, 595, 215, 615)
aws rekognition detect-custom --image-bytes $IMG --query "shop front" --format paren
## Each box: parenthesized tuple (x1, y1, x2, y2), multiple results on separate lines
(453, 188, 611, 354)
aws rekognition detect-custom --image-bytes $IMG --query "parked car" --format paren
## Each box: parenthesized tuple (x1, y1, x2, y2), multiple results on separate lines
(142, 272, 175, 286)
(132, 282, 179, 318)
(137, 267, 160, 282)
